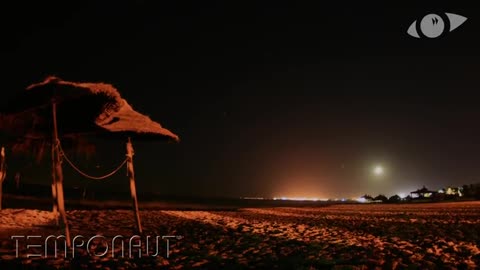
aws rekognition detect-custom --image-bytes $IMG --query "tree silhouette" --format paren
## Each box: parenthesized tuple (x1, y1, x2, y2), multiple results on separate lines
(361, 194, 373, 201)
(374, 194, 388, 203)
(388, 194, 401, 203)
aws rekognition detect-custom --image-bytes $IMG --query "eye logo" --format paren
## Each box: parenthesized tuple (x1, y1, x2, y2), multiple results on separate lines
(407, 13, 467, 38)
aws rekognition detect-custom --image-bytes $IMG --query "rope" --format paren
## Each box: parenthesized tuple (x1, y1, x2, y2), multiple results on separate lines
(56, 140, 127, 181)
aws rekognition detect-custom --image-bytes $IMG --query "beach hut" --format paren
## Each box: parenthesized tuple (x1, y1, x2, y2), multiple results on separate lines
(410, 186, 437, 199)
(0, 76, 179, 247)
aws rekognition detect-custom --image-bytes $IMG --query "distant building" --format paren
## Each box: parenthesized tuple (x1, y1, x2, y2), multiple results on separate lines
(437, 186, 463, 199)
(445, 186, 463, 197)
(410, 186, 438, 199)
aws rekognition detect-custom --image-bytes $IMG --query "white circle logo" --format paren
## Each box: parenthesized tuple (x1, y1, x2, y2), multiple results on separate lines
(420, 14, 445, 38)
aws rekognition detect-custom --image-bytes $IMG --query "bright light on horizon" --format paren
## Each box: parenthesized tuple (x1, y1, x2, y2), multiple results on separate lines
(356, 197, 367, 203)
(273, 197, 329, 202)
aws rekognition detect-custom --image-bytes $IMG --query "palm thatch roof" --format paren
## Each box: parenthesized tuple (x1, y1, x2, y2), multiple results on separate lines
(0, 76, 179, 157)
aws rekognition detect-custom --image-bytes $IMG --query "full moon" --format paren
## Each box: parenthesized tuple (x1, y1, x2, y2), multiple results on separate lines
(373, 165, 384, 176)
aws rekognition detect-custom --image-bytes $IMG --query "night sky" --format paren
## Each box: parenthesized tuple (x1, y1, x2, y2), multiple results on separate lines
(1, 2, 480, 199)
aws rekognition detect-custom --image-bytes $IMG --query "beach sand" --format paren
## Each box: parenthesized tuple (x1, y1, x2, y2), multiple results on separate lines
(1, 201, 480, 269)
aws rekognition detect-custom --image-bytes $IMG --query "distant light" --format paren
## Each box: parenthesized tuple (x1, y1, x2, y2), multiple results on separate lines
(356, 197, 367, 203)
(373, 165, 384, 176)
(398, 193, 407, 199)
(272, 197, 328, 202)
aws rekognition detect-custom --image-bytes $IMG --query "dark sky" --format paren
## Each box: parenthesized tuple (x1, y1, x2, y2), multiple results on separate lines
(1, 1, 480, 198)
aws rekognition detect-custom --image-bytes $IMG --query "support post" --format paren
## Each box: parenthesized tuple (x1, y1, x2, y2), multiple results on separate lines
(0, 146, 6, 210)
(52, 101, 71, 247)
(51, 139, 59, 225)
(126, 137, 142, 234)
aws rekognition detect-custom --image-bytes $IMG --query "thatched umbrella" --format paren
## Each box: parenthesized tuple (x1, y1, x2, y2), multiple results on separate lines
(0, 76, 179, 247)
(1, 76, 179, 140)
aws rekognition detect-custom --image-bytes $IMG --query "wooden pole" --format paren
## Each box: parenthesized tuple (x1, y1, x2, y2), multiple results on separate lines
(52, 101, 71, 247)
(51, 137, 59, 225)
(126, 137, 142, 234)
(0, 146, 6, 210)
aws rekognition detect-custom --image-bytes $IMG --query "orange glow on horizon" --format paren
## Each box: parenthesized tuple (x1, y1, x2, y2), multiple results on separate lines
(272, 196, 329, 201)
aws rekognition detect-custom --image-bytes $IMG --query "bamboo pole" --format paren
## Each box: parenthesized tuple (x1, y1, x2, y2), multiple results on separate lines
(126, 137, 142, 234)
(0, 146, 6, 210)
(52, 101, 71, 247)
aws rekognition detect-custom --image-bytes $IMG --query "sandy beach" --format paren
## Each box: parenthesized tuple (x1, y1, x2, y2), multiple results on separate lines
(1, 201, 479, 269)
